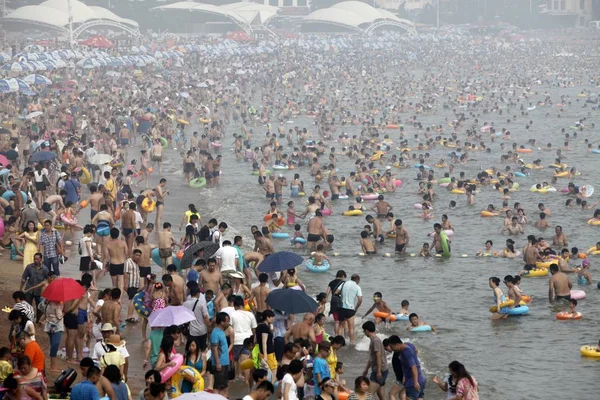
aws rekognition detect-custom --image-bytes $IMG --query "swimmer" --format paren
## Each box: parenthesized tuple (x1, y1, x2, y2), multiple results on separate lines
(418, 243, 430, 257)
(371, 195, 393, 219)
(567, 299, 578, 316)
(359, 231, 376, 255)
(489, 277, 509, 320)
(577, 259, 593, 284)
(548, 264, 573, 303)
(503, 275, 522, 308)
(310, 244, 331, 267)
(365, 215, 384, 244)
(406, 313, 435, 332)
(534, 212, 549, 230)
(476, 240, 495, 257)
(362, 292, 392, 324)
(502, 217, 523, 235)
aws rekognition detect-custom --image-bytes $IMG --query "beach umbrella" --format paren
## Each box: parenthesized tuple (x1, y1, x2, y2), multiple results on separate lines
(266, 288, 318, 314)
(24, 44, 45, 53)
(25, 111, 43, 120)
(24, 74, 52, 85)
(30, 61, 47, 71)
(177, 392, 227, 400)
(2, 62, 24, 72)
(179, 241, 219, 270)
(0, 80, 10, 93)
(3, 79, 19, 92)
(257, 251, 304, 273)
(148, 306, 196, 327)
(29, 151, 56, 163)
(88, 154, 113, 165)
(0, 53, 11, 63)
(42, 278, 85, 302)
(13, 79, 30, 92)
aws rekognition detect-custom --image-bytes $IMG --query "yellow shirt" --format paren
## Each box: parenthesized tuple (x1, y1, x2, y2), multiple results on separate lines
(326, 349, 338, 379)
(105, 178, 117, 201)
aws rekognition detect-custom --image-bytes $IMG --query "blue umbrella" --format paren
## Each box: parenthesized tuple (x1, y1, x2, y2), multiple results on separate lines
(0, 80, 10, 93)
(266, 289, 318, 314)
(257, 251, 304, 273)
(29, 151, 56, 163)
(15, 79, 30, 92)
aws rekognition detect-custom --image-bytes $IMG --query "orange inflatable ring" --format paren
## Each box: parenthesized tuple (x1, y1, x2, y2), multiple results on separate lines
(517, 148, 532, 153)
(176, 250, 185, 259)
(556, 312, 582, 320)
(480, 211, 496, 217)
(263, 214, 285, 227)
(80, 200, 88, 208)
(386, 124, 399, 129)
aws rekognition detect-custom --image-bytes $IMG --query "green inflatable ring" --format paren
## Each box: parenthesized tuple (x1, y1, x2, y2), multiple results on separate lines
(160, 137, 168, 149)
(189, 177, 206, 188)
(252, 169, 271, 176)
(440, 231, 451, 257)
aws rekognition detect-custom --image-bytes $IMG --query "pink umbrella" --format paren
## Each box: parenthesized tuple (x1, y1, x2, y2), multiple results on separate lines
(0, 154, 9, 166)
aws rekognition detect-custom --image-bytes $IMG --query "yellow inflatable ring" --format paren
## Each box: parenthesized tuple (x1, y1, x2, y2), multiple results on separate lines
(451, 189, 465, 194)
(169, 366, 204, 398)
(535, 261, 554, 269)
(80, 167, 91, 184)
(489, 299, 526, 313)
(580, 346, 600, 357)
(199, 118, 211, 124)
(342, 210, 363, 217)
(587, 219, 600, 226)
(587, 247, 600, 255)
(141, 197, 156, 212)
(480, 211, 496, 217)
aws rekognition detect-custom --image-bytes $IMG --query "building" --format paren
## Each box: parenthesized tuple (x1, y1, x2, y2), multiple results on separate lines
(543, 0, 593, 26)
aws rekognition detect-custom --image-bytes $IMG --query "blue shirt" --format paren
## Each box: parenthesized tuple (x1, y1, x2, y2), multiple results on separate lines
(187, 269, 199, 283)
(65, 178, 81, 204)
(71, 380, 99, 400)
(313, 356, 330, 396)
(400, 343, 424, 388)
(210, 327, 229, 366)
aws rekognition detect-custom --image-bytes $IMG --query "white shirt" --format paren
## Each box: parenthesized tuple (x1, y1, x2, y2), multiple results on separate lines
(79, 236, 92, 257)
(231, 309, 257, 346)
(214, 245, 238, 273)
(282, 373, 298, 400)
(92, 341, 130, 360)
(221, 306, 235, 319)
(134, 211, 144, 229)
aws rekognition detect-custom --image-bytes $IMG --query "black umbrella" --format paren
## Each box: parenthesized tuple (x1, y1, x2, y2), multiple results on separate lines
(266, 289, 318, 314)
(257, 251, 304, 273)
(180, 241, 219, 270)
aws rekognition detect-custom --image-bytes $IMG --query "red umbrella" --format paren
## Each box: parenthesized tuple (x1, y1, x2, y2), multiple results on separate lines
(80, 35, 114, 49)
(42, 278, 85, 302)
(0, 154, 9, 166)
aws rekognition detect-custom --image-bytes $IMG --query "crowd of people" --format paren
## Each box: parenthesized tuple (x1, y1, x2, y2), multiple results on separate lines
(1, 25, 600, 400)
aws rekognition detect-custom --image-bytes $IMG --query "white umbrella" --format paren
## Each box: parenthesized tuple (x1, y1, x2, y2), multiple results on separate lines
(88, 154, 113, 165)
(25, 111, 43, 120)
(148, 306, 196, 328)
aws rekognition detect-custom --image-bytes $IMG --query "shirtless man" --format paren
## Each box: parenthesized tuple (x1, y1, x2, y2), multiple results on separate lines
(502, 217, 524, 235)
(558, 249, 576, 273)
(155, 179, 168, 229)
(120, 202, 136, 256)
(329, 176, 342, 200)
(157, 222, 176, 275)
(430, 223, 449, 255)
(274, 175, 287, 204)
(522, 235, 540, 271)
(162, 274, 183, 306)
(214, 283, 233, 312)
(284, 313, 316, 347)
(253, 231, 274, 256)
(263, 175, 275, 202)
(538, 202, 551, 216)
(200, 257, 223, 294)
(45, 194, 66, 210)
(371, 195, 393, 219)
(166, 264, 186, 299)
(394, 219, 409, 254)
(534, 212, 549, 230)
(243, 251, 264, 280)
(100, 288, 122, 334)
(151, 140, 163, 174)
(134, 236, 152, 288)
(548, 264, 572, 302)
(306, 210, 328, 251)
(250, 273, 270, 313)
(106, 228, 128, 290)
(552, 225, 568, 247)
(365, 215, 384, 243)
(87, 185, 105, 220)
(299, 197, 320, 219)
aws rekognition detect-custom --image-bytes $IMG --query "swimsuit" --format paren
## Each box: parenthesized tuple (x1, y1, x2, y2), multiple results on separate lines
(307, 233, 321, 242)
(77, 308, 88, 325)
(109, 263, 124, 276)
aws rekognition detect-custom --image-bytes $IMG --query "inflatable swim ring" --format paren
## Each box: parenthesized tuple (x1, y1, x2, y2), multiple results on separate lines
(133, 291, 150, 318)
(292, 237, 307, 245)
(252, 170, 271, 176)
(159, 137, 168, 149)
(61, 214, 78, 226)
(272, 165, 289, 170)
(451, 189, 466, 194)
(264, 214, 285, 226)
(321, 209, 332, 216)
(535, 261, 554, 269)
(168, 366, 204, 398)
(142, 198, 156, 212)
(571, 290, 586, 300)
(409, 325, 432, 332)
(373, 311, 409, 321)
(556, 312, 582, 320)
(160, 353, 184, 383)
(360, 194, 379, 201)
(440, 231, 450, 257)
(507, 306, 529, 316)
(580, 346, 600, 357)
(480, 211, 496, 217)
(342, 210, 363, 216)
(522, 269, 548, 277)
(305, 259, 330, 273)
(516, 148, 532, 153)
(272, 232, 290, 239)
(210, 142, 222, 149)
(587, 219, 600, 226)
(189, 178, 206, 189)
(80, 167, 91, 184)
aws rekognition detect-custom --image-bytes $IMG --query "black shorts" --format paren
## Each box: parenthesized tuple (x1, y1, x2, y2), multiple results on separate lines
(395, 244, 405, 253)
(307, 233, 321, 242)
(122, 228, 134, 237)
(338, 308, 356, 322)
(213, 365, 229, 390)
(524, 264, 535, 271)
(139, 266, 151, 278)
(331, 194, 339, 200)
(127, 287, 138, 300)
(110, 263, 124, 276)
(556, 294, 571, 301)
(266, 193, 275, 200)
(64, 313, 78, 330)
(79, 256, 92, 271)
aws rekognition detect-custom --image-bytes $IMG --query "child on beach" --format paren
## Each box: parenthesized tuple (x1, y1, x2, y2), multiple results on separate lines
(315, 293, 327, 315)
(292, 224, 305, 248)
(286, 201, 299, 226)
(419, 243, 431, 257)
(362, 292, 392, 323)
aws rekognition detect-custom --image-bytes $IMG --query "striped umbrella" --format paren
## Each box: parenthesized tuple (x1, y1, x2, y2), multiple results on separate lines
(24, 74, 52, 85)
